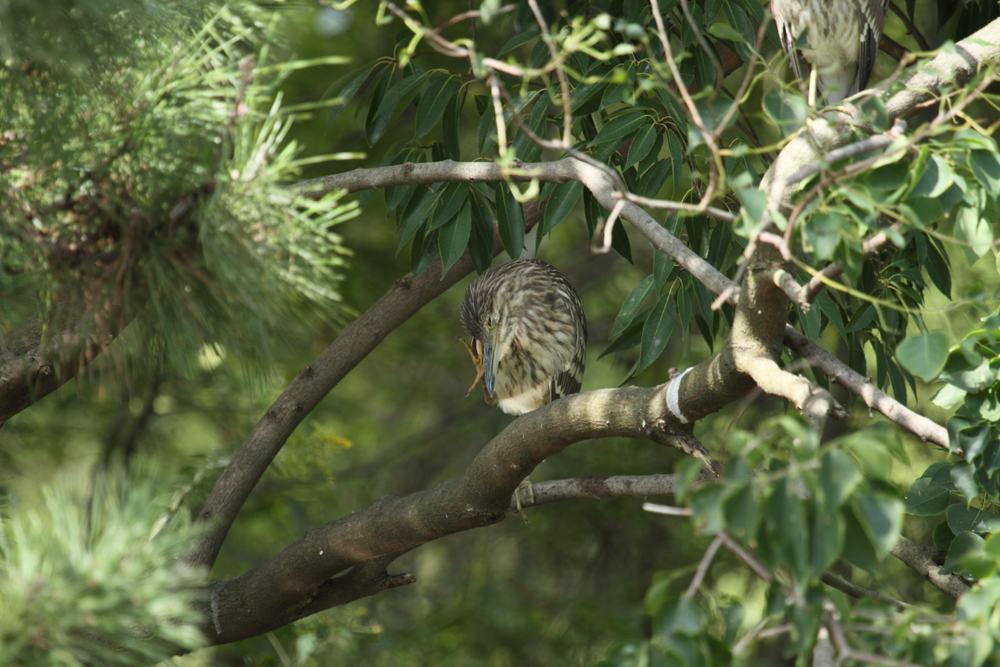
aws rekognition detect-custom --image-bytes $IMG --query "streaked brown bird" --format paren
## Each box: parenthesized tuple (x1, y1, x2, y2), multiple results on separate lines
(772, 0, 889, 104)
(460, 259, 587, 415)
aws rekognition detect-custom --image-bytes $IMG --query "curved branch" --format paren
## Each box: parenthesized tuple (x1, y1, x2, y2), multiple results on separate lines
(194, 386, 713, 645)
(298, 157, 949, 449)
(188, 205, 540, 570)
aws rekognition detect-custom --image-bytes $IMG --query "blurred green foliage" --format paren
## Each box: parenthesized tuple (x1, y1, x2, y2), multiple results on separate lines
(4, 0, 1000, 666)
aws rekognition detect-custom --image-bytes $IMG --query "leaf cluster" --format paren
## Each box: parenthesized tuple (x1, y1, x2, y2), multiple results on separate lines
(0, 1, 357, 376)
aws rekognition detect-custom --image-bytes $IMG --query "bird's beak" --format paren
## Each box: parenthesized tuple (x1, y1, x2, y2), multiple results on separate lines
(483, 327, 500, 398)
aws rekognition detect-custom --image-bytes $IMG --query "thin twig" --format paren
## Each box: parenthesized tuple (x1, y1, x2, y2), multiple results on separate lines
(685, 534, 725, 598)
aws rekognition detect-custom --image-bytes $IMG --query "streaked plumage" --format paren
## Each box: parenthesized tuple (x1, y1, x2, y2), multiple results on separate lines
(460, 259, 587, 415)
(772, 0, 889, 104)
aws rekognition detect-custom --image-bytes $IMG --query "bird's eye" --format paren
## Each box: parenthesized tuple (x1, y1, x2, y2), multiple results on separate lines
(486, 316, 495, 328)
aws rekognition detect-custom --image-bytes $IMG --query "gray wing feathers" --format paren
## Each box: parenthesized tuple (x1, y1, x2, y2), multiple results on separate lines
(856, 0, 889, 93)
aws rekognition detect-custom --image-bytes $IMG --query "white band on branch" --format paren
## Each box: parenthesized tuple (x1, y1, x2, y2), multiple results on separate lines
(665, 367, 692, 424)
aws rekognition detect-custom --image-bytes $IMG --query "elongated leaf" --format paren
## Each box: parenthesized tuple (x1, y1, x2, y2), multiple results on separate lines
(590, 109, 647, 146)
(494, 183, 524, 258)
(410, 224, 439, 276)
(637, 293, 677, 374)
(667, 131, 684, 191)
(439, 201, 472, 277)
(365, 69, 393, 146)
(612, 275, 656, 338)
(373, 71, 428, 123)
(324, 63, 380, 125)
(540, 181, 583, 237)
(653, 251, 673, 290)
(625, 123, 657, 171)
(468, 193, 495, 274)
(396, 185, 444, 252)
(611, 219, 632, 263)
(599, 313, 648, 360)
(415, 72, 455, 138)
(442, 92, 461, 160)
(428, 182, 469, 231)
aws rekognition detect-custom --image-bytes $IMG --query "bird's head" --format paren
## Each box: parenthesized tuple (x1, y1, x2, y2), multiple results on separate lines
(461, 279, 516, 399)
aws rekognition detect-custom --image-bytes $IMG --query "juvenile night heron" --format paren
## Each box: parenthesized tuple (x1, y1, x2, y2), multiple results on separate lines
(460, 259, 587, 415)
(772, 0, 889, 105)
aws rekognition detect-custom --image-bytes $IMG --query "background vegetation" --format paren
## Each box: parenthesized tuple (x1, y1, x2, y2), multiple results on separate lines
(3, 0, 1000, 665)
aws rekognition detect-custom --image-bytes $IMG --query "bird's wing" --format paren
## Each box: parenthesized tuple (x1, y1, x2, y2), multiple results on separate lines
(551, 370, 582, 399)
(856, 0, 889, 92)
(775, 17, 812, 95)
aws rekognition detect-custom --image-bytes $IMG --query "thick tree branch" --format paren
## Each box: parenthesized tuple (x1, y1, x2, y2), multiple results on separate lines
(0, 302, 129, 425)
(188, 205, 539, 571)
(299, 156, 949, 449)
(891, 535, 970, 599)
(194, 386, 714, 645)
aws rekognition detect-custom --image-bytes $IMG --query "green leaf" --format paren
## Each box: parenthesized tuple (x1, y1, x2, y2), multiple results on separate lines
(857, 94, 889, 132)
(396, 184, 445, 251)
(624, 123, 657, 172)
(653, 251, 673, 290)
(540, 181, 583, 237)
(904, 478, 951, 516)
(762, 90, 807, 136)
(956, 206, 994, 258)
(810, 507, 844, 576)
(599, 314, 648, 360)
(611, 275, 656, 338)
(438, 200, 472, 277)
(667, 131, 684, 191)
(494, 183, 524, 259)
(941, 530, 985, 576)
(707, 22, 747, 43)
(496, 29, 540, 57)
(410, 224, 439, 276)
(611, 219, 633, 263)
(428, 182, 470, 231)
(637, 293, 677, 374)
(969, 150, 1000, 193)
(947, 505, 1000, 534)
(819, 449, 862, 509)
(924, 236, 952, 297)
(842, 506, 879, 572)
(690, 485, 727, 535)
(373, 71, 429, 123)
(896, 332, 949, 382)
(442, 92, 461, 160)
(589, 109, 647, 146)
(414, 72, 455, 138)
(934, 520, 957, 550)
(910, 153, 954, 199)
(324, 63, 379, 125)
(365, 68, 393, 147)
(854, 493, 903, 560)
(720, 2, 756, 63)
(467, 193, 495, 274)
(845, 302, 877, 334)
(942, 360, 996, 393)
(724, 483, 759, 541)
